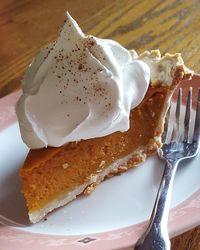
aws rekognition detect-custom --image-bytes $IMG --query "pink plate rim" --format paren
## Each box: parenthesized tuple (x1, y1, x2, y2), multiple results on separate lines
(0, 74, 200, 250)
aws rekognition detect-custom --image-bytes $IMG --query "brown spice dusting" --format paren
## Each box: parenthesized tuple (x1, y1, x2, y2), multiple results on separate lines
(78, 64, 83, 70)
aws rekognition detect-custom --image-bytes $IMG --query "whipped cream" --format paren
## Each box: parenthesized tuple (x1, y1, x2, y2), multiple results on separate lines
(16, 13, 150, 149)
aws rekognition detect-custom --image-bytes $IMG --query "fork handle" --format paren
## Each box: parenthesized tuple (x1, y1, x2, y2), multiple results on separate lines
(134, 160, 178, 250)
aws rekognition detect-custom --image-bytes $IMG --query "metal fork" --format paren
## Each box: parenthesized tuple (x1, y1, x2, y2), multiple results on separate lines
(134, 88, 200, 250)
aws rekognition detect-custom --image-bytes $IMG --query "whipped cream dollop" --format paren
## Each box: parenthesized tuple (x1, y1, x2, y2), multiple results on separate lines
(16, 13, 150, 149)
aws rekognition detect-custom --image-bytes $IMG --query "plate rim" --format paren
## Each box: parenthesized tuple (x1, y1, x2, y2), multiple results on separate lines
(0, 74, 200, 250)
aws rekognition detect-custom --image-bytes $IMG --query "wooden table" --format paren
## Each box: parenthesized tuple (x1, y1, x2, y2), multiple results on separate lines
(0, 0, 200, 249)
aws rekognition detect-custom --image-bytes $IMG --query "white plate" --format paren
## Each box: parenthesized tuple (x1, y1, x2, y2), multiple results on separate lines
(0, 75, 200, 250)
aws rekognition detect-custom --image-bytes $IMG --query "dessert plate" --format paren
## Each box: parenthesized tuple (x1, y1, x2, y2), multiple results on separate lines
(0, 75, 200, 250)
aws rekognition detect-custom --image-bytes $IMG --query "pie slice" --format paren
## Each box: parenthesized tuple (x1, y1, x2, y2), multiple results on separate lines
(20, 50, 192, 223)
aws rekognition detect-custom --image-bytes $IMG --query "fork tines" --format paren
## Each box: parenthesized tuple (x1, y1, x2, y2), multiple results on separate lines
(193, 89, 200, 144)
(164, 88, 200, 147)
(184, 87, 192, 142)
(175, 88, 182, 141)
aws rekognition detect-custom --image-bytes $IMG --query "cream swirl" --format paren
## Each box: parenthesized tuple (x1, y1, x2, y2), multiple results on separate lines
(16, 13, 150, 149)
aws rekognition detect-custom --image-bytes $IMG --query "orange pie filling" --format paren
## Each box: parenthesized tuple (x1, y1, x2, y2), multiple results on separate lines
(21, 85, 172, 215)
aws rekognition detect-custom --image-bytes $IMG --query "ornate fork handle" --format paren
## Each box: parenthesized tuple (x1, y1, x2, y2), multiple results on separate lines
(135, 158, 179, 250)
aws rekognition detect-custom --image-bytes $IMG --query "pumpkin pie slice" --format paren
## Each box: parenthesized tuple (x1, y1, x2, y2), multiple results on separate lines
(19, 50, 192, 223)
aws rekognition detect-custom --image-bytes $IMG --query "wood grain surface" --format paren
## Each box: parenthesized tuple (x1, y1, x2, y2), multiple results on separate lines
(0, 0, 200, 249)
